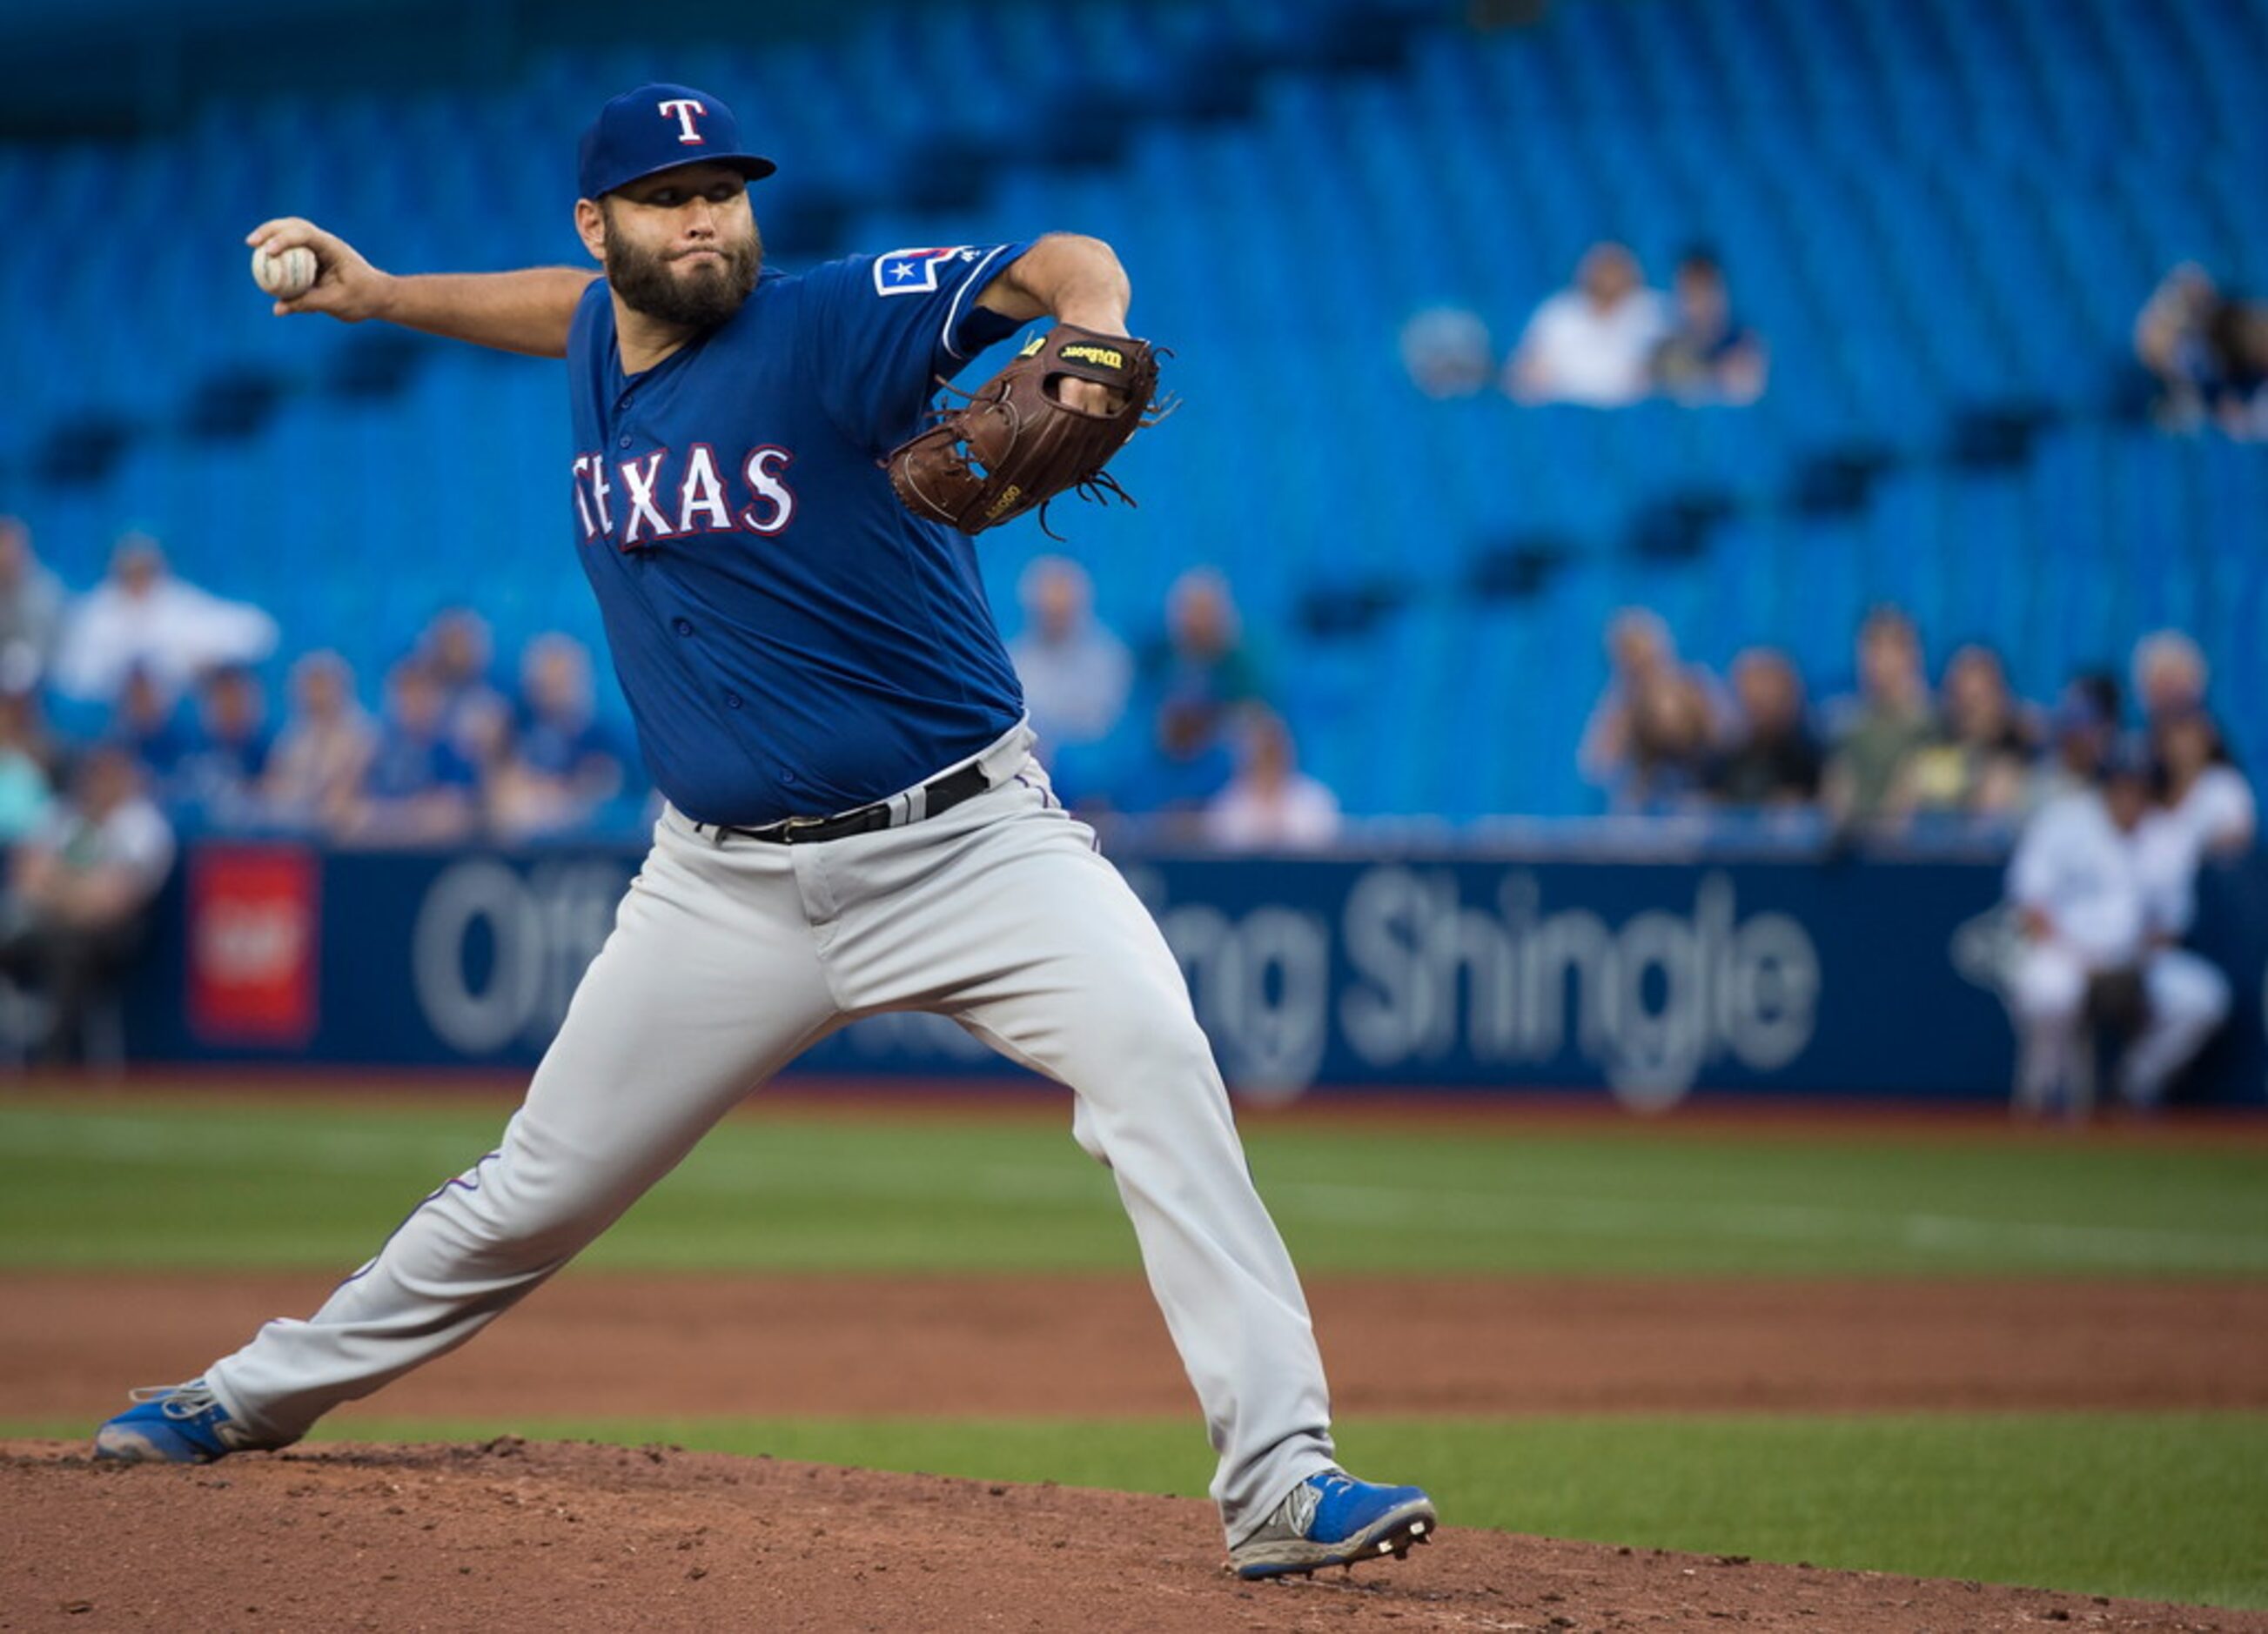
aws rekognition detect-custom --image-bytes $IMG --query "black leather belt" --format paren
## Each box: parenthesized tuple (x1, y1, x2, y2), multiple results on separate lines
(694, 762, 993, 846)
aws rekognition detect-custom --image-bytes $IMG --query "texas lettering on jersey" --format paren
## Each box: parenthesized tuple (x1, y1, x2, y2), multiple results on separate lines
(570, 443, 798, 549)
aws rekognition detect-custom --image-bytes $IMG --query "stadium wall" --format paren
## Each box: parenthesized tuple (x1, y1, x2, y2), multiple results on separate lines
(116, 840, 2268, 1108)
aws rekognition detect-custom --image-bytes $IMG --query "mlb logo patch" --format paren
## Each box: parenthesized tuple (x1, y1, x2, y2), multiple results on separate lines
(875, 246, 976, 296)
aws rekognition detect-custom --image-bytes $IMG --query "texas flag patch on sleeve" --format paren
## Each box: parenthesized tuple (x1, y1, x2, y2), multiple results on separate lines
(874, 246, 978, 296)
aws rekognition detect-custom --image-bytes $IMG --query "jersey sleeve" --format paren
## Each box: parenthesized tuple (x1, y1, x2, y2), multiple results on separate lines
(801, 241, 1033, 453)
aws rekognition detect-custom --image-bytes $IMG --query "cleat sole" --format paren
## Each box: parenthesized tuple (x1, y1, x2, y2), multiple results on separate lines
(1231, 1502, 1439, 1581)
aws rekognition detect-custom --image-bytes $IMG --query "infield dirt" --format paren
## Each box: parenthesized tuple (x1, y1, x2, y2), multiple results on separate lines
(9, 1269, 2268, 1628)
(4, 1437, 2265, 1632)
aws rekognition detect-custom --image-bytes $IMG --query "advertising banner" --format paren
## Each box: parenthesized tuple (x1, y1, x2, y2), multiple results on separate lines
(122, 842, 2268, 1108)
(184, 843, 322, 1048)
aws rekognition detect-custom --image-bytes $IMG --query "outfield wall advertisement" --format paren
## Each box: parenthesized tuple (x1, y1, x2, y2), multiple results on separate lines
(131, 841, 2268, 1107)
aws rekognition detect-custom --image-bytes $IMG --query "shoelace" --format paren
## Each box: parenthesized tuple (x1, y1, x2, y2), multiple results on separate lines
(128, 1383, 221, 1421)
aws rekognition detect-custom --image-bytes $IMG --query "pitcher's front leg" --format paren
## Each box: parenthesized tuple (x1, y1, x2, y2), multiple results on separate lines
(903, 822, 1337, 1545)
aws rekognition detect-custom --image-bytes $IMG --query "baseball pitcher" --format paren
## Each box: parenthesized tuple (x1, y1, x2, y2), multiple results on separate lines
(93, 83, 1435, 1581)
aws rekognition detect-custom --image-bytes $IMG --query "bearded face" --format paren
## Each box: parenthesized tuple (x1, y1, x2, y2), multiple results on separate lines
(599, 197, 762, 329)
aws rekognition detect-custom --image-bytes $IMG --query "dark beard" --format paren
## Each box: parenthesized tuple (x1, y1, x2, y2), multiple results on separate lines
(605, 225, 761, 329)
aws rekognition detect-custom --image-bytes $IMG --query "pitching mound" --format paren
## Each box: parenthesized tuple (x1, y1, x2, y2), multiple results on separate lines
(4, 1440, 2262, 1632)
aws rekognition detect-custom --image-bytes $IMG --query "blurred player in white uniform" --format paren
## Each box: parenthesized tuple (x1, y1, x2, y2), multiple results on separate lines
(2004, 749, 2230, 1112)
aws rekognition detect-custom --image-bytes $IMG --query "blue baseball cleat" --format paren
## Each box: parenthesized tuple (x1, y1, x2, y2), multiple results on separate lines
(93, 1382, 259, 1464)
(1229, 1469, 1438, 1579)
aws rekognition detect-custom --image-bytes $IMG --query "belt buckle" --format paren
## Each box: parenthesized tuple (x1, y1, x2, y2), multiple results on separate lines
(779, 814, 830, 842)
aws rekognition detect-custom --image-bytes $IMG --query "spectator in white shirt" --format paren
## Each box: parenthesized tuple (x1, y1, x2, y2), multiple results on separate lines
(50, 534, 277, 710)
(1008, 556, 1133, 759)
(0, 743, 176, 1063)
(1505, 243, 1669, 407)
(1203, 709, 1341, 852)
(2003, 751, 2228, 1113)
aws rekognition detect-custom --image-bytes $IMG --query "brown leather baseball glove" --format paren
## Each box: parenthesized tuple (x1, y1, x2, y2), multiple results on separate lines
(886, 323, 1172, 538)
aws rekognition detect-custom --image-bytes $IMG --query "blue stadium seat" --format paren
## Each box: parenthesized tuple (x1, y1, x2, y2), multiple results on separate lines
(2, 0, 2262, 818)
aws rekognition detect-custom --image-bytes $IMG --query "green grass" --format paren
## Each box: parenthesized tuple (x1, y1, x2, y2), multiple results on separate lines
(10, 1410, 2258, 1608)
(3, 1094, 2265, 1276)
(10, 1095, 2263, 1608)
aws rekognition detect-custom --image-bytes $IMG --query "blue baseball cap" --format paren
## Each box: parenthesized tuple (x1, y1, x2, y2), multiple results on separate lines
(577, 84, 776, 200)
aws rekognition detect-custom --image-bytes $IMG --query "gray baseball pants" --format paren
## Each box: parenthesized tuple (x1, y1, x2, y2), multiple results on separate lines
(202, 724, 1336, 1544)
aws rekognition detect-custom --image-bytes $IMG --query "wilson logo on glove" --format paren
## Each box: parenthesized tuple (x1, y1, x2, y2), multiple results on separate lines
(887, 322, 1176, 539)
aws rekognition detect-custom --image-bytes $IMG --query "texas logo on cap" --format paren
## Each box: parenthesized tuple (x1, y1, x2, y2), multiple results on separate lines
(657, 96, 714, 144)
(577, 82, 778, 200)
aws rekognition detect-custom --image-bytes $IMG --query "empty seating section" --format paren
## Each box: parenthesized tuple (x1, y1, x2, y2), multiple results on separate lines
(0, 0, 2259, 816)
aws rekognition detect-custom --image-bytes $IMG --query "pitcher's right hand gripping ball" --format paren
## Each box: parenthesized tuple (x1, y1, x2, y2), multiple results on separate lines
(244, 218, 389, 321)
(887, 323, 1173, 538)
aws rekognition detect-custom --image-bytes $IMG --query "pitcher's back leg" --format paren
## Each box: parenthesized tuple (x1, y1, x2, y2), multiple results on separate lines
(197, 823, 841, 1444)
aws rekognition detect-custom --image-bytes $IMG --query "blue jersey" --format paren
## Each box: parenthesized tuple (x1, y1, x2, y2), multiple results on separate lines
(566, 242, 1033, 826)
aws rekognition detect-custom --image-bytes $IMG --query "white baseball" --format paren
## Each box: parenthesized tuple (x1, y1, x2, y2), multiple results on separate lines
(251, 244, 319, 299)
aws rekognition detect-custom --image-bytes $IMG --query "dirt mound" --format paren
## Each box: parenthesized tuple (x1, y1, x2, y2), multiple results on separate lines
(3, 1440, 2259, 1633)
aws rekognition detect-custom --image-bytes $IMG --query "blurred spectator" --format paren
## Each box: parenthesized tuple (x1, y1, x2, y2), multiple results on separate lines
(2135, 266, 2268, 437)
(2133, 264, 2225, 427)
(1705, 648, 1821, 807)
(1823, 608, 1936, 829)
(2126, 764, 2235, 1102)
(1579, 608, 1724, 806)
(1505, 243, 1669, 407)
(0, 516, 66, 693)
(50, 533, 278, 709)
(171, 666, 274, 827)
(1620, 666, 1715, 813)
(510, 633, 627, 834)
(1399, 305, 1494, 398)
(346, 660, 480, 844)
(1203, 710, 1342, 852)
(1651, 248, 1768, 405)
(1009, 556, 1133, 757)
(2130, 629, 2208, 729)
(418, 606, 509, 761)
(455, 694, 563, 841)
(1580, 607, 1668, 792)
(0, 688, 56, 842)
(1894, 645, 2034, 822)
(1126, 568, 1265, 813)
(262, 651, 378, 834)
(2204, 298, 2268, 439)
(2153, 707, 2255, 858)
(107, 666, 192, 783)
(0, 743, 174, 1064)
(2004, 749, 2228, 1113)
(2026, 673, 2122, 811)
